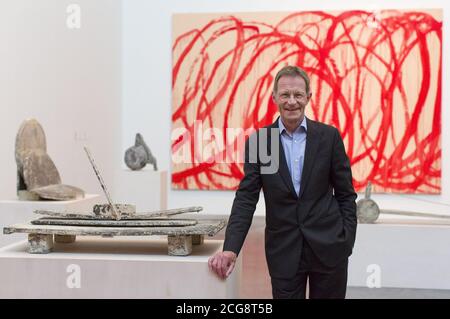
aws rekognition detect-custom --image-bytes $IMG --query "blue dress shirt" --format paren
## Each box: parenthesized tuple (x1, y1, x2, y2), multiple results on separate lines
(278, 117, 307, 196)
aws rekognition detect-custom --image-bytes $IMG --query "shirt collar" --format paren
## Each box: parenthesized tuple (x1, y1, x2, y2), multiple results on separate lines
(278, 116, 308, 135)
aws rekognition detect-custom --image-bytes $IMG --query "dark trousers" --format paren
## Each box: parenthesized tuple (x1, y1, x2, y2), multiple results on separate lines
(271, 240, 348, 299)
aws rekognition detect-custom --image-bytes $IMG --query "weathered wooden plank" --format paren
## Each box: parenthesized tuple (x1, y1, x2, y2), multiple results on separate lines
(33, 206, 203, 220)
(92, 204, 136, 217)
(4, 219, 226, 237)
(136, 206, 203, 217)
(31, 218, 198, 227)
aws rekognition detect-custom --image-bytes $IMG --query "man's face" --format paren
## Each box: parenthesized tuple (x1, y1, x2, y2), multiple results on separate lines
(272, 75, 311, 125)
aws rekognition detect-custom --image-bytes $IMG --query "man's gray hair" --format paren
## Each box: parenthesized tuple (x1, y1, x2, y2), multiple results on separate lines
(273, 65, 311, 94)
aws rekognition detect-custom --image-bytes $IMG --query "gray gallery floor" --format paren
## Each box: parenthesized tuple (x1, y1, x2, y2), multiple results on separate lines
(206, 214, 450, 299)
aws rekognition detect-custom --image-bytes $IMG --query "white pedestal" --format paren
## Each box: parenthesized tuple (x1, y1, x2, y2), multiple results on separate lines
(114, 169, 167, 212)
(348, 217, 450, 290)
(0, 238, 241, 298)
(0, 194, 101, 247)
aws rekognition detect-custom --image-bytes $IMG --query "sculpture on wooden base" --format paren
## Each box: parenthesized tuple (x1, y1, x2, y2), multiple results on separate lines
(15, 119, 84, 201)
(4, 146, 225, 256)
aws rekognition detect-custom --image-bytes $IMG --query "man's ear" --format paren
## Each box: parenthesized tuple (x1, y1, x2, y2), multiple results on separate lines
(272, 91, 276, 103)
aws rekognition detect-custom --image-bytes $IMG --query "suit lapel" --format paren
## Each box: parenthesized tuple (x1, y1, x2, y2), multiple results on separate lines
(298, 118, 321, 199)
(269, 118, 298, 199)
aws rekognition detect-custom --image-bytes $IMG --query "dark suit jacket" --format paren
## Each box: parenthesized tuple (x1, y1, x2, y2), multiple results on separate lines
(223, 117, 357, 279)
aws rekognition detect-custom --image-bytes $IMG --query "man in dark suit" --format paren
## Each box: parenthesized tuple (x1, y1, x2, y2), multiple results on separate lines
(208, 65, 357, 299)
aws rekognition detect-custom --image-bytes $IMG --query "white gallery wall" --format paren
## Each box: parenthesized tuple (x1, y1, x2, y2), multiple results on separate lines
(122, 0, 450, 216)
(0, 0, 122, 201)
(0, 0, 447, 294)
(1, 0, 449, 217)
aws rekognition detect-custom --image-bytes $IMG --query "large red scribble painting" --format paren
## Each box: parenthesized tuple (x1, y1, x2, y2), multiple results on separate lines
(172, 9, 442, 193)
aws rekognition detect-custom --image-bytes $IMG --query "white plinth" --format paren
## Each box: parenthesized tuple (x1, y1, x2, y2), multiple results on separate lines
(114, 169, 167, 212)
(0, 238, 240, 299)
(0, 194, 100, 247)
(348, 217, 450, 290)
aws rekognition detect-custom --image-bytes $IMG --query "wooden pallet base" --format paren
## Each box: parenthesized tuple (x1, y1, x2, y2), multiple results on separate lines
(5, 220, 223, 256)
(26, 233, 205, 256)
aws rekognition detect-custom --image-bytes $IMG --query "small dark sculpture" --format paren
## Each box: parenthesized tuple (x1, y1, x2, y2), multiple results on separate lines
(124, 133, 157, 171)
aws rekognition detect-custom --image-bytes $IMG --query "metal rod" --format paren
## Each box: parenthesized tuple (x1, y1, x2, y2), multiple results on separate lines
(380, 209, 450, 219)
(83, 146, 120, 220)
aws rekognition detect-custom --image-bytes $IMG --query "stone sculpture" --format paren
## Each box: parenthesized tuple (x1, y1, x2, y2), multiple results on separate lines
(124, 133, 157, 171)
(357, 182, 450, 223)
(4, 146, 226, 256)
(4, 207, 225, 255)
(15, 119, 85, 201)
(356, 182, 380, 223)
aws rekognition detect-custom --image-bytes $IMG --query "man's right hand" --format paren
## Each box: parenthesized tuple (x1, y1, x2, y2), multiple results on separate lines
(208, 251, 237, 279)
